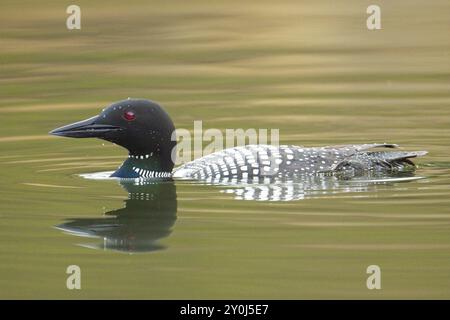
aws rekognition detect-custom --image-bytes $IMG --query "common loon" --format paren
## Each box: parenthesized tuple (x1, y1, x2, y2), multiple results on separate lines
(50, 99, 427, 180)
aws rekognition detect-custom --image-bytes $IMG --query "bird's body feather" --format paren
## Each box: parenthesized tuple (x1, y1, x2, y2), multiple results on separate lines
(172, 143, 427, 181)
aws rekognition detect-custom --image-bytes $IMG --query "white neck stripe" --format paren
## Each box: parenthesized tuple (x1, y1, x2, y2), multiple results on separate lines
(132, 167, 171, 178)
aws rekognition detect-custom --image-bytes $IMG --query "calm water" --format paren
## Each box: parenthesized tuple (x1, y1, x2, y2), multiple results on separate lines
(0, 0, 449, 298)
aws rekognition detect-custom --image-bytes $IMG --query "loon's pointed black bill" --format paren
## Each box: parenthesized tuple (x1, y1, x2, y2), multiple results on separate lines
(49, 115, 122, 138)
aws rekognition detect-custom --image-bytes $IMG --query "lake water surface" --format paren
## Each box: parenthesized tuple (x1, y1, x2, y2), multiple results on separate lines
(0, 0, 449, 298)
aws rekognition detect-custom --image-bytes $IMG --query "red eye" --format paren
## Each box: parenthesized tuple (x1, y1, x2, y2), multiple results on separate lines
(123, 110, 136, 121)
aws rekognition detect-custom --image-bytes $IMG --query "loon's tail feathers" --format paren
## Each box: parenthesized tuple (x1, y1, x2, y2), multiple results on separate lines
(369, 150, 428, 170)
(332, 150, 428, 173)
(368, 150, 428, 161)
(349, 143, 427, 167)
(326, 143, 399, 152)
(354, 143, 399, 151)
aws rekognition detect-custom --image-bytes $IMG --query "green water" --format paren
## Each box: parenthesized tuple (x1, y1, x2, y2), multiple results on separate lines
(1, 0, 449, 298)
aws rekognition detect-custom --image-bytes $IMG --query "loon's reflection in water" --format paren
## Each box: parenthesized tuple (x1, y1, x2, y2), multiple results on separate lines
(56, 179, 177, 253)
(56, 172, 423, 253)
(209, 173, 424, 201)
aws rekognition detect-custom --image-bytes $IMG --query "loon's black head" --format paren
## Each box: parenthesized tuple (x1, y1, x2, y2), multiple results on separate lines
(50, 99, 176, 176)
